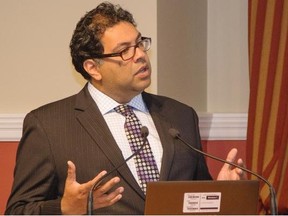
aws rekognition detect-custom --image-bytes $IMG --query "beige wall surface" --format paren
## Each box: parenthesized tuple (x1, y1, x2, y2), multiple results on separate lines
(157, 0, 208, 112)
(157, 0, 249, 113)
(0, 0, 249, 114)
(207, 0, 249, 113)
(0, 0, 157, 113)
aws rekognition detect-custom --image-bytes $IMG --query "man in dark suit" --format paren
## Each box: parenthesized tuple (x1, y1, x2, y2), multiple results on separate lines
(5, 2, 245, 215)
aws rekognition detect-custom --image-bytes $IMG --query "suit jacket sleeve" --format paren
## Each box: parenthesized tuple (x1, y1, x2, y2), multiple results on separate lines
(5, 112, 62, 215)
(5, 86, 147, 215)
(6, 89, 213, 215)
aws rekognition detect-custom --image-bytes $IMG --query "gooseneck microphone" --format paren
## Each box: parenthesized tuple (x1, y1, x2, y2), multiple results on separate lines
(87, 126, 149, 215)
(168, 128, 278, 215)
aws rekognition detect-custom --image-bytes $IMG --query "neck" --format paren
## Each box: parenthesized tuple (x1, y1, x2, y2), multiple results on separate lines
(89, 81, 141, 104)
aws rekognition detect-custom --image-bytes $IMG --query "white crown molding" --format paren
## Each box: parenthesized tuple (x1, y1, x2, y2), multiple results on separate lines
(0, 114, 25, 141)
(0, 113, 248, 141)
(198, 113, 248, 140)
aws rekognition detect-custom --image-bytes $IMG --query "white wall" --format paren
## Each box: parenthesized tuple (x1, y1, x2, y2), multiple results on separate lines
(0, 0, 157, 113)
(157, 0, 208, 112)
(0, 0, 249, 114)
(207, 0, 249, 113)
(157, 0, 249, 113)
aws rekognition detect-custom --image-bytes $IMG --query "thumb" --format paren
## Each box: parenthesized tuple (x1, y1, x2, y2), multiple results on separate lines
(222, 148, 238, 170)
(66, 160, 76, 184)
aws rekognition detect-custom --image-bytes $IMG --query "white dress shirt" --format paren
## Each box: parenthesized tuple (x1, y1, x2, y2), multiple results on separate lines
(88, 82, 163, 186)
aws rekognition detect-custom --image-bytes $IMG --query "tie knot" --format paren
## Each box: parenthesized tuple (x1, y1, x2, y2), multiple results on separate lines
(114, 104, 134, 117)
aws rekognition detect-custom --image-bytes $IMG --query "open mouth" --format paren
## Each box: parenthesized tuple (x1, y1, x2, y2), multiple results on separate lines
(137, 66, 149, 74)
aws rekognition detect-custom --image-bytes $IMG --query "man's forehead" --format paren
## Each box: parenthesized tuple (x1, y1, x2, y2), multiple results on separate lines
(101, 22, 140, 49)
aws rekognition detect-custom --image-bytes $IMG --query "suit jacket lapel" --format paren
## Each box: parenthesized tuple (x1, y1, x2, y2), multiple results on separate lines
(142, 92, 175, 181)
(74, 85, 145, 199)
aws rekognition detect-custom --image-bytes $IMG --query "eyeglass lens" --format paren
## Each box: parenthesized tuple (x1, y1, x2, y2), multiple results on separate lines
(121, 38, 151, 60)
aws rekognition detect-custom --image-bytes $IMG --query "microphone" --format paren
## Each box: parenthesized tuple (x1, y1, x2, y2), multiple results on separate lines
(87, 126, 149, 215)
(168, 128, 278, 215)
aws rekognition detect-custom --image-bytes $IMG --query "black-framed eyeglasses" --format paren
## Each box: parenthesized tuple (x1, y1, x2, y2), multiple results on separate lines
(91, 37, 151, 61)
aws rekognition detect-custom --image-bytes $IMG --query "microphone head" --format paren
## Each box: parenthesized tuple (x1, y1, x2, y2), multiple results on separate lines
(141, 126, 149, 138)
(169, 128, 180, 139)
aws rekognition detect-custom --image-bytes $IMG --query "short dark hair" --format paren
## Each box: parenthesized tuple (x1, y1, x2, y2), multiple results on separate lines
(70, 2, 137, 80)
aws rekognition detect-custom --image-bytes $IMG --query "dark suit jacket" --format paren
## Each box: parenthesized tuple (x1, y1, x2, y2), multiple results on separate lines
(5, 84, 212, 215)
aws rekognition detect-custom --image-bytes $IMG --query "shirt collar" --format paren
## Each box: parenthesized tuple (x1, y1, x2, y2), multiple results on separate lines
(88, 82, 148, 115)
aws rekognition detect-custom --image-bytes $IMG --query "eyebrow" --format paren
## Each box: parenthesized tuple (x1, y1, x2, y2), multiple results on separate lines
(111, 33, 142, 52)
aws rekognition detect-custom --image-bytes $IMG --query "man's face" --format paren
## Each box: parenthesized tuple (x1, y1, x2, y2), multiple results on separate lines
(91, 21, 152, 103)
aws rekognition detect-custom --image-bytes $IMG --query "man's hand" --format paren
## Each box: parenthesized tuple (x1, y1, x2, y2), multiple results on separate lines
(217, 148, 247, 180)
(61, 161, 124, 215)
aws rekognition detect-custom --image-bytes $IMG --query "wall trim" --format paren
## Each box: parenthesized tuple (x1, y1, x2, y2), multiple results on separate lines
(0, 114, 25, 141)
(198, 113, 248, 140)
(0, 113, 248, 141)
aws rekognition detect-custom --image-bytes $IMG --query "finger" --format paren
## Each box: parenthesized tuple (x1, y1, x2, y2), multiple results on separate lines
(95, 195, 122, 209)
(226, 148, 238, 163)
(94, 187, 124, 208)
(108, 187, 124, 203)
(94, 177, 121, 196)
(236, 158, 245, 171)
(236, 158, 248, 179)
(221, 148, 238, 171)
(92, 170, 108, 184)
(66, 161, 76, 184)
(83, 170, 108, 191)
(108, 194, 122, 205)
(90, 170, 107, 185)
(236, 158, 244, 168)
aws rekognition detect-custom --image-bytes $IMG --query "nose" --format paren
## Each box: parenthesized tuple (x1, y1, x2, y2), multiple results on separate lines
(132, 46, 146, 62)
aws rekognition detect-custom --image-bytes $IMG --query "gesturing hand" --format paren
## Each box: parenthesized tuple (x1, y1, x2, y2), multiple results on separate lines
(61, 161, 124, 215)
(217, 148, 247, 180)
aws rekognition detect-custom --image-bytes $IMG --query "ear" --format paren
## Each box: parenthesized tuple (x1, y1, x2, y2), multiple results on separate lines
(83, 59, 102, 80)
